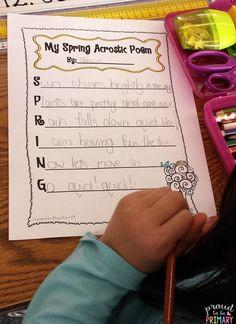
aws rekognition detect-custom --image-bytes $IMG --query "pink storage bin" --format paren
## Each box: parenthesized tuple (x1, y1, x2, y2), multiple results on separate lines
(164, 11, 236, 101)
(204, 96, 236, 174)
(164, 9, 236, 174)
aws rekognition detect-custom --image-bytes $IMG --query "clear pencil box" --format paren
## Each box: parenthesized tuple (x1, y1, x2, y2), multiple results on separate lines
(165, 9, 236, 174)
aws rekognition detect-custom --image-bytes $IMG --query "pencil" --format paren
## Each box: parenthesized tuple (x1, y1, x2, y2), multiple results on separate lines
(163, 249, 176, 324)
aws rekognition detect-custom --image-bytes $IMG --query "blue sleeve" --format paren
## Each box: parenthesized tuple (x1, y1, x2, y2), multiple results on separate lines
(23, 232, 146, 324)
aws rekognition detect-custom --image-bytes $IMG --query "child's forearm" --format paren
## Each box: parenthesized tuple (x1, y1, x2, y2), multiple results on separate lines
(23, 232, 146, 324)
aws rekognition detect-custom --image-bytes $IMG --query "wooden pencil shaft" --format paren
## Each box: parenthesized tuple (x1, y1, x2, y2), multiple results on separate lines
(163, 250, 176, 324)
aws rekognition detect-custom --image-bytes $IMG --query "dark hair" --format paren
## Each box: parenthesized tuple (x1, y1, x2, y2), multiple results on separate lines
(139, 166, 236, 314)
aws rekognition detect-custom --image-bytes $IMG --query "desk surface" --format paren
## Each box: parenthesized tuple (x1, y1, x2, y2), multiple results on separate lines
(0, 50, 228, 309)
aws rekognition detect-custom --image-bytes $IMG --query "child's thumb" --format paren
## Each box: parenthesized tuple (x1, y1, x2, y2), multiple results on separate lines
(176, 212, 207, 256)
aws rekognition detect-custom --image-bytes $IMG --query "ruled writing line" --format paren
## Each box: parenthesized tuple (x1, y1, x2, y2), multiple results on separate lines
(45, 165, 163, 171)
(45, 125, 175, 129)
(41, 106, 169, 109)
(40, 87, 168, 90)
(68, 62, 134, 65)
(47, 187, 155, 194)
(39, 145, 176, 149)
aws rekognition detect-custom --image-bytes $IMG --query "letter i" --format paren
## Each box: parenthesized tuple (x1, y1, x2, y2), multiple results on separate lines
(35, 136, 39, 147)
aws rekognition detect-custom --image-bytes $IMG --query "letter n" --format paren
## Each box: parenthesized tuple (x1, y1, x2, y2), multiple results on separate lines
(36, 157, 45, 168)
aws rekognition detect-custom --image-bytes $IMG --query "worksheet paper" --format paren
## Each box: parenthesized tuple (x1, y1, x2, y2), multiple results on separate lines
(8, 13, 216, 240)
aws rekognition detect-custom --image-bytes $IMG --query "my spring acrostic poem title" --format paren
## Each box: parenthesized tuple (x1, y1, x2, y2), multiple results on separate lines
(44, 41, 153, 55)
(33, 35, 164, 72)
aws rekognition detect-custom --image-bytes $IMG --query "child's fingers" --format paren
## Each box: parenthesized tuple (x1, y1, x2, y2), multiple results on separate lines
(201, 215, 218, 235)
(176, 212, 207, 256)
(161, 208, 193, 243)
(140, 187, 171, 207)
(102, 188, 207, 273)
(121, 188, 169, 203)
(150, 191, 189, 225)
(121, 189, 154, 200)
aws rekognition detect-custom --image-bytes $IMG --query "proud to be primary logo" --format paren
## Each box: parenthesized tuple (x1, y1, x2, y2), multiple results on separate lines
(205, 304, 234, 323)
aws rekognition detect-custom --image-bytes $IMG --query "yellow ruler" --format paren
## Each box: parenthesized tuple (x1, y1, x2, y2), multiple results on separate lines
(0, 0, 208, 49)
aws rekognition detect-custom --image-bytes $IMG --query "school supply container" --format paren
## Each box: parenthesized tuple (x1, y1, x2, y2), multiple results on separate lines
(164, 5, 236, 174)
(204, 96, 236, 174)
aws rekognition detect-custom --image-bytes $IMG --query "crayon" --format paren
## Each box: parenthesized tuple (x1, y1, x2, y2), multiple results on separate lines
(221, 118, 236, 124)
(218, 120, 236, 130)
(225, 134, 236, 141)
(229, 146, 236, 154)
(214, 108, 236, 162)
(216, 107, 236, 115)
(216, 113, 236, 122)
(224, 128, 236, 135)
(226, 139, 236, 147)
(223, 122, 236, 131)
(221, 128, 236, 136)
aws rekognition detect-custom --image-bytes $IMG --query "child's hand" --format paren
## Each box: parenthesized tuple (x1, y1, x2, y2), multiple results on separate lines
(100, 188, 207, 273)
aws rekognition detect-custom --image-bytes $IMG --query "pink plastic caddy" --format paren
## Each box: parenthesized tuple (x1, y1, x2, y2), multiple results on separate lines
(164, 1, 236, 174)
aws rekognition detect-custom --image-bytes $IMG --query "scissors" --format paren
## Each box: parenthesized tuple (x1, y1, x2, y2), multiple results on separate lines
(187, 50, 236, 93)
